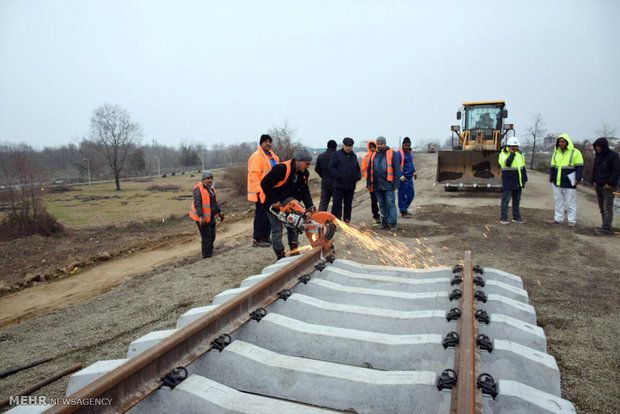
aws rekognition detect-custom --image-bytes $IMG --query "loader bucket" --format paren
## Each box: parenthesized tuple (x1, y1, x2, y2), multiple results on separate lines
(436, 150, 502, 190)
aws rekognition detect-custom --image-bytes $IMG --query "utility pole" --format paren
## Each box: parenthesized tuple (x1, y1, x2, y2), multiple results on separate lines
(200, 153, 204, 171)
(83, 158, 91, 185)
(155, 155, 160, 176)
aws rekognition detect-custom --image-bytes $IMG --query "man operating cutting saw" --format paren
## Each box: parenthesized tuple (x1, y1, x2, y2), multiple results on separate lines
(260, 150, 316, 260)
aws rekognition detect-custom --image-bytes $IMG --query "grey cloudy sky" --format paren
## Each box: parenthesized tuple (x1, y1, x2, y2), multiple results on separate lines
(1, 0, 619, 150)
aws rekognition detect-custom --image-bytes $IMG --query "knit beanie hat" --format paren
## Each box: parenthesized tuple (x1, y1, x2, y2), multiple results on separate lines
(327, 140, 337, 149)
(294, 149, 313, 162)
(260, 134, 272, 145)
(202, 170, 214, 180)
(402, 137, 411, 145)
(376, 136, 386, 144)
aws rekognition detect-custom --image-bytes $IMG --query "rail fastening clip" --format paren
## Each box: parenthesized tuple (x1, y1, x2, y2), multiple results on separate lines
(442, 331, 460, 349)
(250, 308, 267, 322)
(161, 366, 188, 390)
(436, 369, 458, 391)
(477, 373, 498, 399)
(446, 307, 461, 321)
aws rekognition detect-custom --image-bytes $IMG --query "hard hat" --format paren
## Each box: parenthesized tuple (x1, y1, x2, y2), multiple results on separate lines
(507, 137, 519, 146)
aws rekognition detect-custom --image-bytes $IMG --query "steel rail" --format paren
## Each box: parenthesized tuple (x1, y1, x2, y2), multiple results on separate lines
(44, 246, 331, 414)
(450, 251, 483, 414)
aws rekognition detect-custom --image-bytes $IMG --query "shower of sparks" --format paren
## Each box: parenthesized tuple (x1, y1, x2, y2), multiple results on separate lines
(334, 219, 438, 269)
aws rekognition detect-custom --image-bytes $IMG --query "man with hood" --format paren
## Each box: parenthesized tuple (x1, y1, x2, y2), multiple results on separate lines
(367, 136, 401, 231)
(361, 140, 381, 224)
(397, 137, 417, 218)
(247, 134, 280, 247)
(315, 139, 338, 211)
(329, 137, 361, 223)
(591, 137, 620, 235)
(261, 150, 315, 260)
(549, 133, 584, 227)
(190, 171, 224, 259)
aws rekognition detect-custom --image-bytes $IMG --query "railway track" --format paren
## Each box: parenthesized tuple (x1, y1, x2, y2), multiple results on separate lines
(8, 246, 575, 413)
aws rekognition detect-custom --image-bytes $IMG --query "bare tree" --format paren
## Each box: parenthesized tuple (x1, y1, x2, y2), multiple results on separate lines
(90, 104, 143, 190)
(526, 113, 547, 169)
(595, 122, 617, 138)
(269, 122, 304, 160)
(0, 145, 63, 237)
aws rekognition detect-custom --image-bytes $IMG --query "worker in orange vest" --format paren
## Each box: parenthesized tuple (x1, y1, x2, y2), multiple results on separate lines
(261, 150, 315, 260)
(190, 171, 224, 259)
(361, 140, 381, 224)
(247, 134, 280, 247)
(367, 136, 401, 231)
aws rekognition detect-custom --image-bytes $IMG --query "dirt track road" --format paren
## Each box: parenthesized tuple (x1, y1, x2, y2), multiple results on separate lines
(0, 221, 252, 329)
(0, 153, 618, 413)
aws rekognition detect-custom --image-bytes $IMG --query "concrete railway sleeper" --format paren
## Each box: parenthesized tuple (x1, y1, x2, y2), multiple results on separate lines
(8, 249, 576, 413)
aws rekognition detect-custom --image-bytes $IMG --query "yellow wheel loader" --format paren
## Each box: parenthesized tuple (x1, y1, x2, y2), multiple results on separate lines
(436, 101, 514, 191)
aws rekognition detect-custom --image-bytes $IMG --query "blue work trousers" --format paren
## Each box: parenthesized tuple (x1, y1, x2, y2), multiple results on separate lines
(398, 179, 415, 213)
(375, 189, 398, 225)
(501, 189, 522, 221)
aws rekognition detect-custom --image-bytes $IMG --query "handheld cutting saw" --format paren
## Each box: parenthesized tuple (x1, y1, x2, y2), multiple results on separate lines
(269, 198, 337, 249)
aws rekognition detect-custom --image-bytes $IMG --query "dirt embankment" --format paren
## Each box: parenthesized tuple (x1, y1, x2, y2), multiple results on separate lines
(0, 154, 618, 413)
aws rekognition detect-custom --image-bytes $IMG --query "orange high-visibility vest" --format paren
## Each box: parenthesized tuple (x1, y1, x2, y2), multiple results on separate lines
(361, 153, 371, 179)
(259, 160, 293, 203)
(189, 183, 216, 222)
(369, 149, 395, 190)
(247, 148, 280, 202)
(398, 149, 414, 169)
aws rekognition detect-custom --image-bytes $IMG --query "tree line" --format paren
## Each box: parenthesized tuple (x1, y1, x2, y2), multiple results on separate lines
(1, 104, 303, 190)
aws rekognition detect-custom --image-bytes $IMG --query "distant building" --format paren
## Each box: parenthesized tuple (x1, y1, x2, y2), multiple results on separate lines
(543, 133, 561, 149)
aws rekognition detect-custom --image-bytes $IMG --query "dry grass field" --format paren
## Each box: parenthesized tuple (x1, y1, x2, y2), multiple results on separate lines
(43, 172, 215, 228)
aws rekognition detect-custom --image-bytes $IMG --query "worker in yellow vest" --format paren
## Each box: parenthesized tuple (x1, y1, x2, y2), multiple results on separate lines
(190, 171, 224, 258)
(498, 137, 528, 224)
(549, 134, 584, 227)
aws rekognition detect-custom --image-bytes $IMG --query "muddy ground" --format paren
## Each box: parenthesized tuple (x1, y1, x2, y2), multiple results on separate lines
(0, 153, 618, 413)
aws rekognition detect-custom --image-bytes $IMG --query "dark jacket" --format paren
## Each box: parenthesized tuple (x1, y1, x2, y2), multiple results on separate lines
(315, 148, 336, 187)
(193, 183, 220, 218)
(260, 159, 314, 209)
(367, 147, 401, 191)
(328, 149, 361, 190)
(591, 138, 620, 188)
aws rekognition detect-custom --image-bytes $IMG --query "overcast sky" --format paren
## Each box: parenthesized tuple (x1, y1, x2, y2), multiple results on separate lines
(1, 0, 619, 150)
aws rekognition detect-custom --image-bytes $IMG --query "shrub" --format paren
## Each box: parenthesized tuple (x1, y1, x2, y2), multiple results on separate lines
(222, 165, 248, 196)
(0, 149, 64, 239)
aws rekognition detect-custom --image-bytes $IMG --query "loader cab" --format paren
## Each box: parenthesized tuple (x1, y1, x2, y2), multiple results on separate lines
(455, 101, 509, 151)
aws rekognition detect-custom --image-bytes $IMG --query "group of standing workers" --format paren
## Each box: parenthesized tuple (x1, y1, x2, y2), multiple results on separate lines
(499, 134, 619, 235)
(190, 132, 618, 260)
(316, 136, 417, 232)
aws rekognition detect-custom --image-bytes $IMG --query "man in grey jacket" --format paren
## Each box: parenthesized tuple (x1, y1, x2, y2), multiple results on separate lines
(367, 136, 401, 231)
